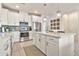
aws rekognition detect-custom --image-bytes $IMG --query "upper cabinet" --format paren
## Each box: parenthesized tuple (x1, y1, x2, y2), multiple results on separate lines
(7, 11, 20, 26)
(0, 9, 8, 25)
(32, 15, 42, 23)
(28, 15, 32, 26)
(19, 12, 29, 22)
(19, 12, 32, 26)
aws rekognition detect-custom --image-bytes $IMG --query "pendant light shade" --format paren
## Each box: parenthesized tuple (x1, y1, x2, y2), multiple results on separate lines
(57, 10, 62, 16)
(43, 17, 47, 21)
(56, 4, 62, 17)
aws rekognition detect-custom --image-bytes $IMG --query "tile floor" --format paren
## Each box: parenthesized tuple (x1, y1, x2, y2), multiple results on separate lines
(12, 40, 33, 56)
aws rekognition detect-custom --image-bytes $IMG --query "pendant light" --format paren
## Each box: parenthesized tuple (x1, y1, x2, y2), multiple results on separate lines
(43, 17, 47, 21)
(43, 3, 47, 21)
(56, 4, 62, 17)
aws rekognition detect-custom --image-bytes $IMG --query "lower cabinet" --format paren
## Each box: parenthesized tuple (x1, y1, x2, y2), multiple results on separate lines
(33, 33, 74, 56)
(40, 35, 46, 54)
(35, 34, 41, 49)
(46, 42, 59, 56)
(33, 32, 36, 45)
(0, 39, 11, 56)
(33, 33, 59, 56)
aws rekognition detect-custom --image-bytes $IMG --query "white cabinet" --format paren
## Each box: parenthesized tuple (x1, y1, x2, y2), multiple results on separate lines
(33, 32, 36, 45)
(19, 12, 29, 22)
(40, 35, 46, 54)
(29, 31, 33, 40)
(7, 11, 13, 25)
(33, 33, 46, 54)
(35, 33, 41, 49)
(28, 15, 32, 26)
(8, 11, 19, 26)
(33, 32, 75, 56)
(0, 33, 11, 56)
(46, 42, 58, 56)
(14, 13, 19, 26)
(0, 9, 8, 25)
(46, 36, 59, 56)
(32, 15, 42, 23)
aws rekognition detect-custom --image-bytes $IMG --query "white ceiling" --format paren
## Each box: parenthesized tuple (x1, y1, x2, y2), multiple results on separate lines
(2, 3, 79, 15)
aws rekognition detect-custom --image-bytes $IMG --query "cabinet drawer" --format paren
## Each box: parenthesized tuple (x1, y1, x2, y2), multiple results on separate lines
(47, 42, 59, 56)
(40, 35, 46, 40)
(47, 36, 59, 44)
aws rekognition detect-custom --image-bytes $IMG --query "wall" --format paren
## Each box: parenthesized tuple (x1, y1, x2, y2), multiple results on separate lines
(62, 11, 79, 33)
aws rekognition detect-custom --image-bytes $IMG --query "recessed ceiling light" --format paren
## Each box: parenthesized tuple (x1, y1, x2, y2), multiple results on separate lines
(16, 5, 19, 8)
(34, 10, 38, 13)
(43, 4, 47, 6)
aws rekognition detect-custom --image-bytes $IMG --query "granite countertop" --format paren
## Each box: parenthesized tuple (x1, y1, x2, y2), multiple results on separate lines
(0, 33, 11, 49)
(36, 32, 76, 38)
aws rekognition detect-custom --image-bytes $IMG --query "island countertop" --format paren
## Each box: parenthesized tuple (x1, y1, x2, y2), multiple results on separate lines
(0, 33, 11, 49)
(36, 32, 76, 38)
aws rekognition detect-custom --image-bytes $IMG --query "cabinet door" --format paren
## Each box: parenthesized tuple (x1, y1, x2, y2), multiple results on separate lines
(0, 9, 8, 25)
(40, 35, 46, 54)
(35, 34, 41, 49)
(8, 11, 14, 25)
(8, 11, 19, 26)
(13, 13, 19, 26)
(29, 31, 33, 40)
(33, 32, 36, 45)
(47, 42, 58, 56)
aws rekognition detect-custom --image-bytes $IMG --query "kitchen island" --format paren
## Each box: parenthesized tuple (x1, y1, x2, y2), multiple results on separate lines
(33, 32, 76, 56)
(0, 33, 12, 56)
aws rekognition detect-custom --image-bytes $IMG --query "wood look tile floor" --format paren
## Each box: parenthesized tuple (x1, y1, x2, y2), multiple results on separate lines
(23, 45, 45, 56)
(12, 40, 45, 56)
(12, 41, 33, 56)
